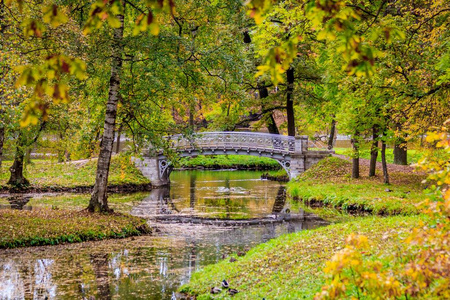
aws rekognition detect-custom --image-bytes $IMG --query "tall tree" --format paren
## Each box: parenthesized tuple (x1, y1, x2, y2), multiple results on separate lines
(88, 6, 124, 212)
(286, 67, 295, 136)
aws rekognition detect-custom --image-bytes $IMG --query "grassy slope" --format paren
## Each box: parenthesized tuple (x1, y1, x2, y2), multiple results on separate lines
(0, 209, 150, 249)
(0, 155, 150, 188)
(287, 157, 426, 215)
(180, 216, 419, 299)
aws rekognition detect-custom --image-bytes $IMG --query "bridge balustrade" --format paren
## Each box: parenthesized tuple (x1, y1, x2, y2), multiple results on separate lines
(167, 132, 298, 154)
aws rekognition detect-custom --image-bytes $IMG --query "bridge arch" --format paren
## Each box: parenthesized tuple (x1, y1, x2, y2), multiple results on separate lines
(134, 132, 331, 187)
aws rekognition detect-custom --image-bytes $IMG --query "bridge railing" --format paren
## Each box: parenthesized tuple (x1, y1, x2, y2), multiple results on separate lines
(166, 132, 300, 154)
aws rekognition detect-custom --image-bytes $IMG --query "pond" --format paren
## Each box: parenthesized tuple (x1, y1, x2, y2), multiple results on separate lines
(0, 170, 328, 299)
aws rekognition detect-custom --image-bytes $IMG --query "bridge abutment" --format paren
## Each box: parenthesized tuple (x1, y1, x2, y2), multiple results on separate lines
(133, 157, 170, 187)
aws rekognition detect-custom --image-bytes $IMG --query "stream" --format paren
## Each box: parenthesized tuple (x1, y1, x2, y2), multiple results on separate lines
(0, 170, 329, 299)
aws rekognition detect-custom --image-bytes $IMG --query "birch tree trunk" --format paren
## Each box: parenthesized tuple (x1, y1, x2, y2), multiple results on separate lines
(88, 11, 124, 213)
(286, 67, 295, 136)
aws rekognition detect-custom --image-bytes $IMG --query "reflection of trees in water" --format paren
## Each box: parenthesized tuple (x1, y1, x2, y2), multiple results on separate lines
(90, 253, 111, 300)
(224, 177, 231, 219)
(190, 173, 196, 209)
(6, 196, 32, 210)
(0, 258, 56, 299)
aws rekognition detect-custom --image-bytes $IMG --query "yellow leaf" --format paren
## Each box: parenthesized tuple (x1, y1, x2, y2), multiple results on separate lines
(149, 22, 160, 35)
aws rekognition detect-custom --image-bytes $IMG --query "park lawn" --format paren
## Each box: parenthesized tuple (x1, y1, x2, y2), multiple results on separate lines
(0, 208, 151, 249)
(0, 155, 150, 189)
(180, 215, 420, 299)
(287, 157, 427, 215)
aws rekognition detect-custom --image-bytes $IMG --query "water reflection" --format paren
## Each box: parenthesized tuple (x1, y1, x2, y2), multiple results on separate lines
(0, 196, 32, 210)
(0, 170, 328, 299)
(133, 170, 294, 220)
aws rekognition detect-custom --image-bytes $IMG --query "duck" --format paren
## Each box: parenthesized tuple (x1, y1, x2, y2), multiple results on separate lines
(210, 287, 222, 294)
(228, 288, 239, 296)
(222, 279, 230, 289)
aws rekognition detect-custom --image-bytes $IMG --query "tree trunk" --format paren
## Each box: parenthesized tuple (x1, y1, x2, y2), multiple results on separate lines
(381, 139, 389, 184)
(91, 253, 111, 300)
(267, 113, 279, 134)
(327, 119, 336, 150)
(88, 11, 124, 213)
(369, 125, 379, 177)
(0, 127, 4, 169)
(393, 123, 407, 165)
(393, 141, 407, 165)
(258, 84, 279, 134)
(8, 133, 29, 187)
(351, 133, 359, 179)
(0, 0, 5, 170)
(286, 67, 295, 136)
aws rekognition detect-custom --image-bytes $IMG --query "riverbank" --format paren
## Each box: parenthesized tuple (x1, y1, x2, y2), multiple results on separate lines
(0, 155, 281, 192)
(0, 155, 150, 192)
(0, 208, 151, 249)
(178, 156, 431, 298)
(179, 215, 420, 299)
(287, 156, 426, 215)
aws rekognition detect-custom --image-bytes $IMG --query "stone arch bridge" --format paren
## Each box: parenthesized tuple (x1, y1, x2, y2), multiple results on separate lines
(134, 132, 332, 187)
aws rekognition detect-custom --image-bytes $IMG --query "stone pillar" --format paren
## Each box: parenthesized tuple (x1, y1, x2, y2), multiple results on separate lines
(294, 136, 303, 154)
(289, 154, 305, 179)
(132, 157, 170, 187)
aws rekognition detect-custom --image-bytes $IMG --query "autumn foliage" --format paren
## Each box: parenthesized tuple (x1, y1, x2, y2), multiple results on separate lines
(315, 125, 450, 299)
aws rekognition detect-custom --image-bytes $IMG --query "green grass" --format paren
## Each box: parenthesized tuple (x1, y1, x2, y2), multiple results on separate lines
(286, 157, 426, 215)
(179, 215, 420, 299)
(334, 147, 423, 164)
(0, 209, 150, 248)
(179, 155, 280, 170)
(0, 155, 150, 188)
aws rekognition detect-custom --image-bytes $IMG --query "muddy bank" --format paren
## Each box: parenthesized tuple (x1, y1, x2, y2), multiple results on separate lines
(0, 183, 152, 194)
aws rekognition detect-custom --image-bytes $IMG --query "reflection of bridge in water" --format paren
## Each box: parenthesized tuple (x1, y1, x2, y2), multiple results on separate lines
(130, 185, 318, 226)
(134, 132, 332, 186)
